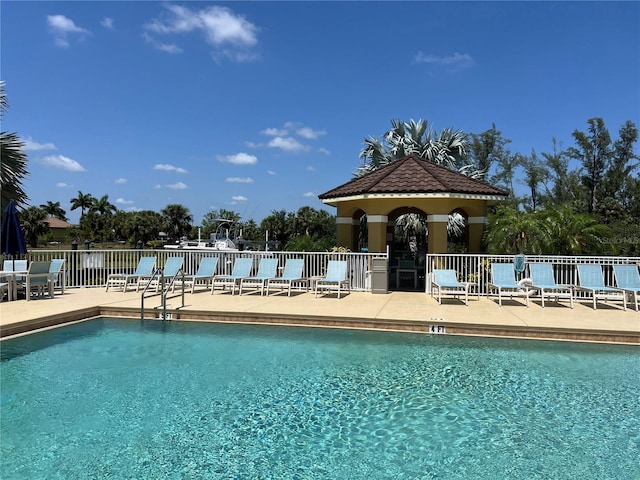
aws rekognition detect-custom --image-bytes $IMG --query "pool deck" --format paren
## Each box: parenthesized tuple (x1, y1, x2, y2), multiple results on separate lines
(1, 287, 639, 344)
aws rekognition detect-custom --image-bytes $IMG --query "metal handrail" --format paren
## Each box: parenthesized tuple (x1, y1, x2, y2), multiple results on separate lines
(140, 267, 185, 320)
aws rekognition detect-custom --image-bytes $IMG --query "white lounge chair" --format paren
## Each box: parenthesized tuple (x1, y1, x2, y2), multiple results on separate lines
(575, 264, 626, 310)
(211, 257, 253, 295)
(266, 258, 308, 296)
(488, 263, 528, 307)
(431, 269, 469, 305)
(315, 260, 350, 299)
(24, 261, 53, 301)
(105, 256, 156, 292)
(528, 263, 573, 308)
(613, 264, 640, 312)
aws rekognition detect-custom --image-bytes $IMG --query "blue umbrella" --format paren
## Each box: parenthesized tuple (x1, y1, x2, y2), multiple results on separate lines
(1, 200, 28, 269)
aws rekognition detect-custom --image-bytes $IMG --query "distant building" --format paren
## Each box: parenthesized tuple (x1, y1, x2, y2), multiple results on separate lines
(42, 217, 76, 243)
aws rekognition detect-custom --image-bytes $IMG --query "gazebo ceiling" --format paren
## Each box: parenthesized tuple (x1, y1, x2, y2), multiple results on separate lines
(319, 154, 509, 205)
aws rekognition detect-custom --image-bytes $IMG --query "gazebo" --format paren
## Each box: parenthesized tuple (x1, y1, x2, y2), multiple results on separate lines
(318, 154, 508, 254)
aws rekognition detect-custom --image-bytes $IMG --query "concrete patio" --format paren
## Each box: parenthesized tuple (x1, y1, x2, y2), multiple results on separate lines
(1, 286, 638, 344)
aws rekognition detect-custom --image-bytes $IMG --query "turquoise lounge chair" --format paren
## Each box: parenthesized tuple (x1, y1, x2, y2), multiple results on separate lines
(575, 264, 626, 310)
(240, 258, 279, 295)
(24, 261, 53, 301)
(180, 257, 219, 293)
(431, 269, 469, 305)
(265, 258, 308, 296)
(613, 264, 640, 312)
(315, 260, 350, 299)
(488, 263, 528, 307)
(145, 256, 183, 292)
(105, 256, 156, 292)
(529, 263, 573, 308)
(49, 258, 66, 295)
(211, 257, 253, 295)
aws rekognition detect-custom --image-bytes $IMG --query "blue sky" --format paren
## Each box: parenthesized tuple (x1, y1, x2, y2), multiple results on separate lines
(3, 1, 639, 225)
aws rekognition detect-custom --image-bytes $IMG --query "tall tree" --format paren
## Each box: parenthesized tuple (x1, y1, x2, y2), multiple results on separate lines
(20, 206, 49, 248)
(468, 123, 510, 178)
(519, 150, 548, 212)
(567, 117, 612, 214)
(541, 137, 572, 204)
(40, 201, 67, 221)
(601, 120, 639, 201)
(160, 204, 193, 242)
(0, 81, 29, 210)
(70, 191, 94, 218)
(357, 119, 475, 177)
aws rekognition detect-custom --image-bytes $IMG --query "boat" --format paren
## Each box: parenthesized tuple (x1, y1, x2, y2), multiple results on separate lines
(164, 223, 239, 251)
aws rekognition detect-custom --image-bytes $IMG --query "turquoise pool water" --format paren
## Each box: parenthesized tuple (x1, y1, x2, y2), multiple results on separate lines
(1, 318, 638, 479)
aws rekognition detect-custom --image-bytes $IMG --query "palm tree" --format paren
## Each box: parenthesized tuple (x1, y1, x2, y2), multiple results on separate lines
(536, 206, 612, 255)
(40, 201, 67, 221)
(20, 206, 49, 248)
(161, 204, 193, 242)
(356, 119, 474, 177)
(90, 195, 117, 216)
(70, 191, 94, 218)
(0, 81, 29, 211)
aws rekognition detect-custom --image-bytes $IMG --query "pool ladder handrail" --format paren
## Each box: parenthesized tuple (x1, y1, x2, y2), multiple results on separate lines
(140, 266, 185, 320)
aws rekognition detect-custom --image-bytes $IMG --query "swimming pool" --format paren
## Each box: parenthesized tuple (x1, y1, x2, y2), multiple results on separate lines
(1, 318, 638, 479)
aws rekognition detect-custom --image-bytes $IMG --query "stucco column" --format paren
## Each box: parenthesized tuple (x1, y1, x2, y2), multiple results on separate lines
(467, 216, 486, 253)
(427, 214, 448, 253)
(367, 215, 388, 253)
(336, 217, 354, 250)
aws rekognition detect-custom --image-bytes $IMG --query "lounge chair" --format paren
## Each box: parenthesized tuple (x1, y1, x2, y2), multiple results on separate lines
(49, 259, 66, 295)
(179, 257, 218, 293)
(528, 263, 573, 308)
(431, 269, 469, 305)
(142, 256, 183, 292)
(613, 264, 640, 312)
(211, 257, 253, 295)
(315, 260, 350, 299)
(105, 256, 156, 292)
(575, 264, 626, 310)
(239, 258, 279, 295)
(488, 262, 528, 307)
(24, 261, 53, 301)
(265, 258, 308, 296)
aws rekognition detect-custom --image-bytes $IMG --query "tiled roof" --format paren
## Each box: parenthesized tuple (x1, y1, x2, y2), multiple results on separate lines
(318, 154, 509, 199)
(42, 217, 75, 229)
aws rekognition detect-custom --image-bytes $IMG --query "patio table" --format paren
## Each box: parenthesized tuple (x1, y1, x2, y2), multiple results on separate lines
(0, 270, 28, 301)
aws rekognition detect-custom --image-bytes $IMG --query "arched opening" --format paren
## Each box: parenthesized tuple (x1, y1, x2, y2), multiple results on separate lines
(388, 207, 429, 291)
(448, 208, 469, 253)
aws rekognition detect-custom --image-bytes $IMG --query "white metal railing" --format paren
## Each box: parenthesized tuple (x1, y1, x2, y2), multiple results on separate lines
(15, 250, 639, 296)
(425, 254, 640, 296)
(23, 249, 389, 292)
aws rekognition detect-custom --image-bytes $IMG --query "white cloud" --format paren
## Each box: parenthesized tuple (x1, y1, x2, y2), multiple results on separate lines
(116, 198, 134, 205)
(153, 163, 188, 173)
(22, 137, 57, 151)
(267, 136, 309, 153)
(101, 17, 114, 29)
(56, 182, 72, 188)
(261, 127, 287, 137)
(145, 5, 258, 61)
(297, 127, 326, 140)
(41, 155, 86, 172)
(217, 152, 257, 165)
(303, 192, 316, 197)
(306, 166, 316, 172)
(413, 51, 475, 71)
(318, 147, 331, 155)
(232, 195, 248, 202)
(47, 14, 90, 47)
(115, 178, 127, 184)
(267, 170, 276, 175)
(142, 32, 183, 54)
(225, 177, 254, 183)
(154, 182, 188, 190)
